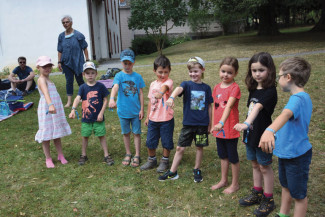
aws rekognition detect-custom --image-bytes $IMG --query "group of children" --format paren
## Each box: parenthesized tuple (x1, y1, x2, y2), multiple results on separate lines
(34, 49, 312, 217)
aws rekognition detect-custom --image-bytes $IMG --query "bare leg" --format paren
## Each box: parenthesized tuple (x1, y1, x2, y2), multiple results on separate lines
(99, 136, 109, 156)
(42, 140, 51, 159)
(279, 187, 292, 216)
(194, 146, 203, 169)
(162, 148, 171, 157)
(252, 160, 263, 188)
(148, 148, 156, 157)
(122, 133, 131, 165)
(25, 80, 33, 91)
(64, 95, 72, 108)
(293, 197, 308, 217)
(54, 138, 68, 164)
(42, 140, 54, 168)
(82, 137, 89, 156)
(211, 158, 229, 190)
(223, 162, 240, 194)
(170, 146, 186, 173)
(260, 164, 274, 194)
(11, 81, 17, 92)
(133, 133, 141, 157)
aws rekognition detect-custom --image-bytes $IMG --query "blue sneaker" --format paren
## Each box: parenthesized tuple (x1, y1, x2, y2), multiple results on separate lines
(193, 169, 203, 183)
(158, 170, 179, 181)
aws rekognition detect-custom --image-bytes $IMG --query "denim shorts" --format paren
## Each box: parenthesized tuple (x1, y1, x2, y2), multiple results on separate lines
(178, 125, 209, 147)
(278, 148, 312, 199)
(81, 121, 106, 137)
(246, 145, 273, 166)
(119, 117, 141, 135)
(216, 138, 239, 164)
(146, 118, 174, 150)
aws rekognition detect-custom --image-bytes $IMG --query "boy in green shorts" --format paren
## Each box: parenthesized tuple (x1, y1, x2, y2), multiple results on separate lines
(69, 62, 114, 166)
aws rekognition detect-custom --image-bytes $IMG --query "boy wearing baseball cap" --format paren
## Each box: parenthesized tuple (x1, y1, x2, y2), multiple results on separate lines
(109, 49, 145, 167)
(158, 57, 213, 182)
(69, 61, 114, 166)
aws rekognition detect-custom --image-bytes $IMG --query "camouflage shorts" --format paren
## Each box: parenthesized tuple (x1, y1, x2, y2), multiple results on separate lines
(178, 125, 209, 147)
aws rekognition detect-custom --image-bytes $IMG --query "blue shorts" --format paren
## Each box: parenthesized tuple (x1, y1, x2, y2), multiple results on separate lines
(216, 138, 239, 164)
(178, 125, 209, 147)
(246, 145, 273, 166)
(119, 117, 141, 135)
(278, 148, 312, 199)
(146, 118, 174, 150)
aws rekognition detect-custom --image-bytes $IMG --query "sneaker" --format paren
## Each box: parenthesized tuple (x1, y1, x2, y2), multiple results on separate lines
(158, 170, 179, 181)
(193, 169, 203, 183)
(104, 155, 114, 166)
(156, 158, 169, 173)
(22, 90, 28, 96)
(140, 157, 157, 170)
(78, 155, 88, 165)
(239, 188, 263, 206)
(254, 195, 276, 217)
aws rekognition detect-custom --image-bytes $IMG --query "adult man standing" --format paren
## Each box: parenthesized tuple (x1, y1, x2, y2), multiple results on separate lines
(8, 56, 36, 96)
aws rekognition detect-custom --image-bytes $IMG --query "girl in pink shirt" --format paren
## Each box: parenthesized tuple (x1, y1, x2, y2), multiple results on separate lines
(210, 57, 241, 194)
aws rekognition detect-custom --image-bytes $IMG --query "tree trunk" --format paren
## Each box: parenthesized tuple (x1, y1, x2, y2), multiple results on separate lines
(257, 0, 279, 36)
(311, 0, 325, 32)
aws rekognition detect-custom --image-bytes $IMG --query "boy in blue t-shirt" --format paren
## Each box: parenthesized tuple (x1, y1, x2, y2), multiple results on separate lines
(259, 57, 312, 217)
(159, 57, 213, 182)
(69, 62, 114, 166)
(109, 49, 145, 167)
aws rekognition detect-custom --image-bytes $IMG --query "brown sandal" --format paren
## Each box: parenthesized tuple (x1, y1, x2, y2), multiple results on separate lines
(122, 154, 132, 166)
(131, 156, 141, 167)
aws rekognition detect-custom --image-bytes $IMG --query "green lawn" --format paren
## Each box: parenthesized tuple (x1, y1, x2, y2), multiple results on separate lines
(1, 27, 324, 216)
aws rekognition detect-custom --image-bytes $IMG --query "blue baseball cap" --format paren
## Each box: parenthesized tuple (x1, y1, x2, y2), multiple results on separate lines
(120, 49, 135, 63)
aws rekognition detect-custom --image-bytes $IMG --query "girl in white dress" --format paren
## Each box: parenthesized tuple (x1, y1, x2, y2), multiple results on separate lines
(35, 56, 71, 168)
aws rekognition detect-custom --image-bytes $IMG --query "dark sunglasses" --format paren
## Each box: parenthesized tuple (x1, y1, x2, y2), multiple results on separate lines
(19, 61, 26, 64)
(62, 21, 70, 24)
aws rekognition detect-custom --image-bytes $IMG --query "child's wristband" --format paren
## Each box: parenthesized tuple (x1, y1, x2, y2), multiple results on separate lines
(110, 97, 115, 100)
(72, 106, 76, 110)
(48, 103, 54, 106)
(266, 128, 276, 134)
(243, 121, 250, 128)
(159, 91, 164, 95)
(218, 121, 224, 127)
(169, 96, 175, 100)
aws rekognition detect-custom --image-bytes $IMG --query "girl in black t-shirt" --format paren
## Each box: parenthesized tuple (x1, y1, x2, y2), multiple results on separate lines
(234, 52, 277, 217)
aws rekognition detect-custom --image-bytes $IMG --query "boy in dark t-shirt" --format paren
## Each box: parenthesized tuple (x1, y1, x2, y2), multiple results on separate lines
(158, 57, 213, 183)
(69, 62, 114, 166)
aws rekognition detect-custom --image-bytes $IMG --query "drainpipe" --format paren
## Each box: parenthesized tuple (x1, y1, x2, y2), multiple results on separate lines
(104, 0, 112, 59)
(87, 0, 96, 60)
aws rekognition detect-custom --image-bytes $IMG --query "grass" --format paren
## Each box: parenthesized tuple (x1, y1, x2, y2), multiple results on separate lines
(1, 27, 325, 216)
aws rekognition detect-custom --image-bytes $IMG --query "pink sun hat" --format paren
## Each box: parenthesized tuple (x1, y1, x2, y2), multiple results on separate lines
(36, 56, 54, 67)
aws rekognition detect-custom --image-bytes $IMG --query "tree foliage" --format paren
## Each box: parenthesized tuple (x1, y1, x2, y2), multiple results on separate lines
(128, 0, 187, 55)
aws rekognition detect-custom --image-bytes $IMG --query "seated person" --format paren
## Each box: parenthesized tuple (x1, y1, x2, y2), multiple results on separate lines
(8, 56, 36, 96)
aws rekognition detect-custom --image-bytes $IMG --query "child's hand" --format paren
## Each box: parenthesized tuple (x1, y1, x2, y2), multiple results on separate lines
(139, 110, 144, 120)
(259, 131, 275, 153)
(166, 98, 174, 108)
(49, 105, 56, 114)
(144, 117, 149, 126)
(233, 123, 248, 132)
(213, 123, 223, 132)
(69, 110, 75, 119)
(154, 92, 163, 99)
(109, 99, 117, 108)
(97, 113, 104, 122)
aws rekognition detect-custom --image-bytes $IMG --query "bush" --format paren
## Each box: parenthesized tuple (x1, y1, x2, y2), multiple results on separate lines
(131, 36, 157, 55)
(169, 35, 191, 46)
